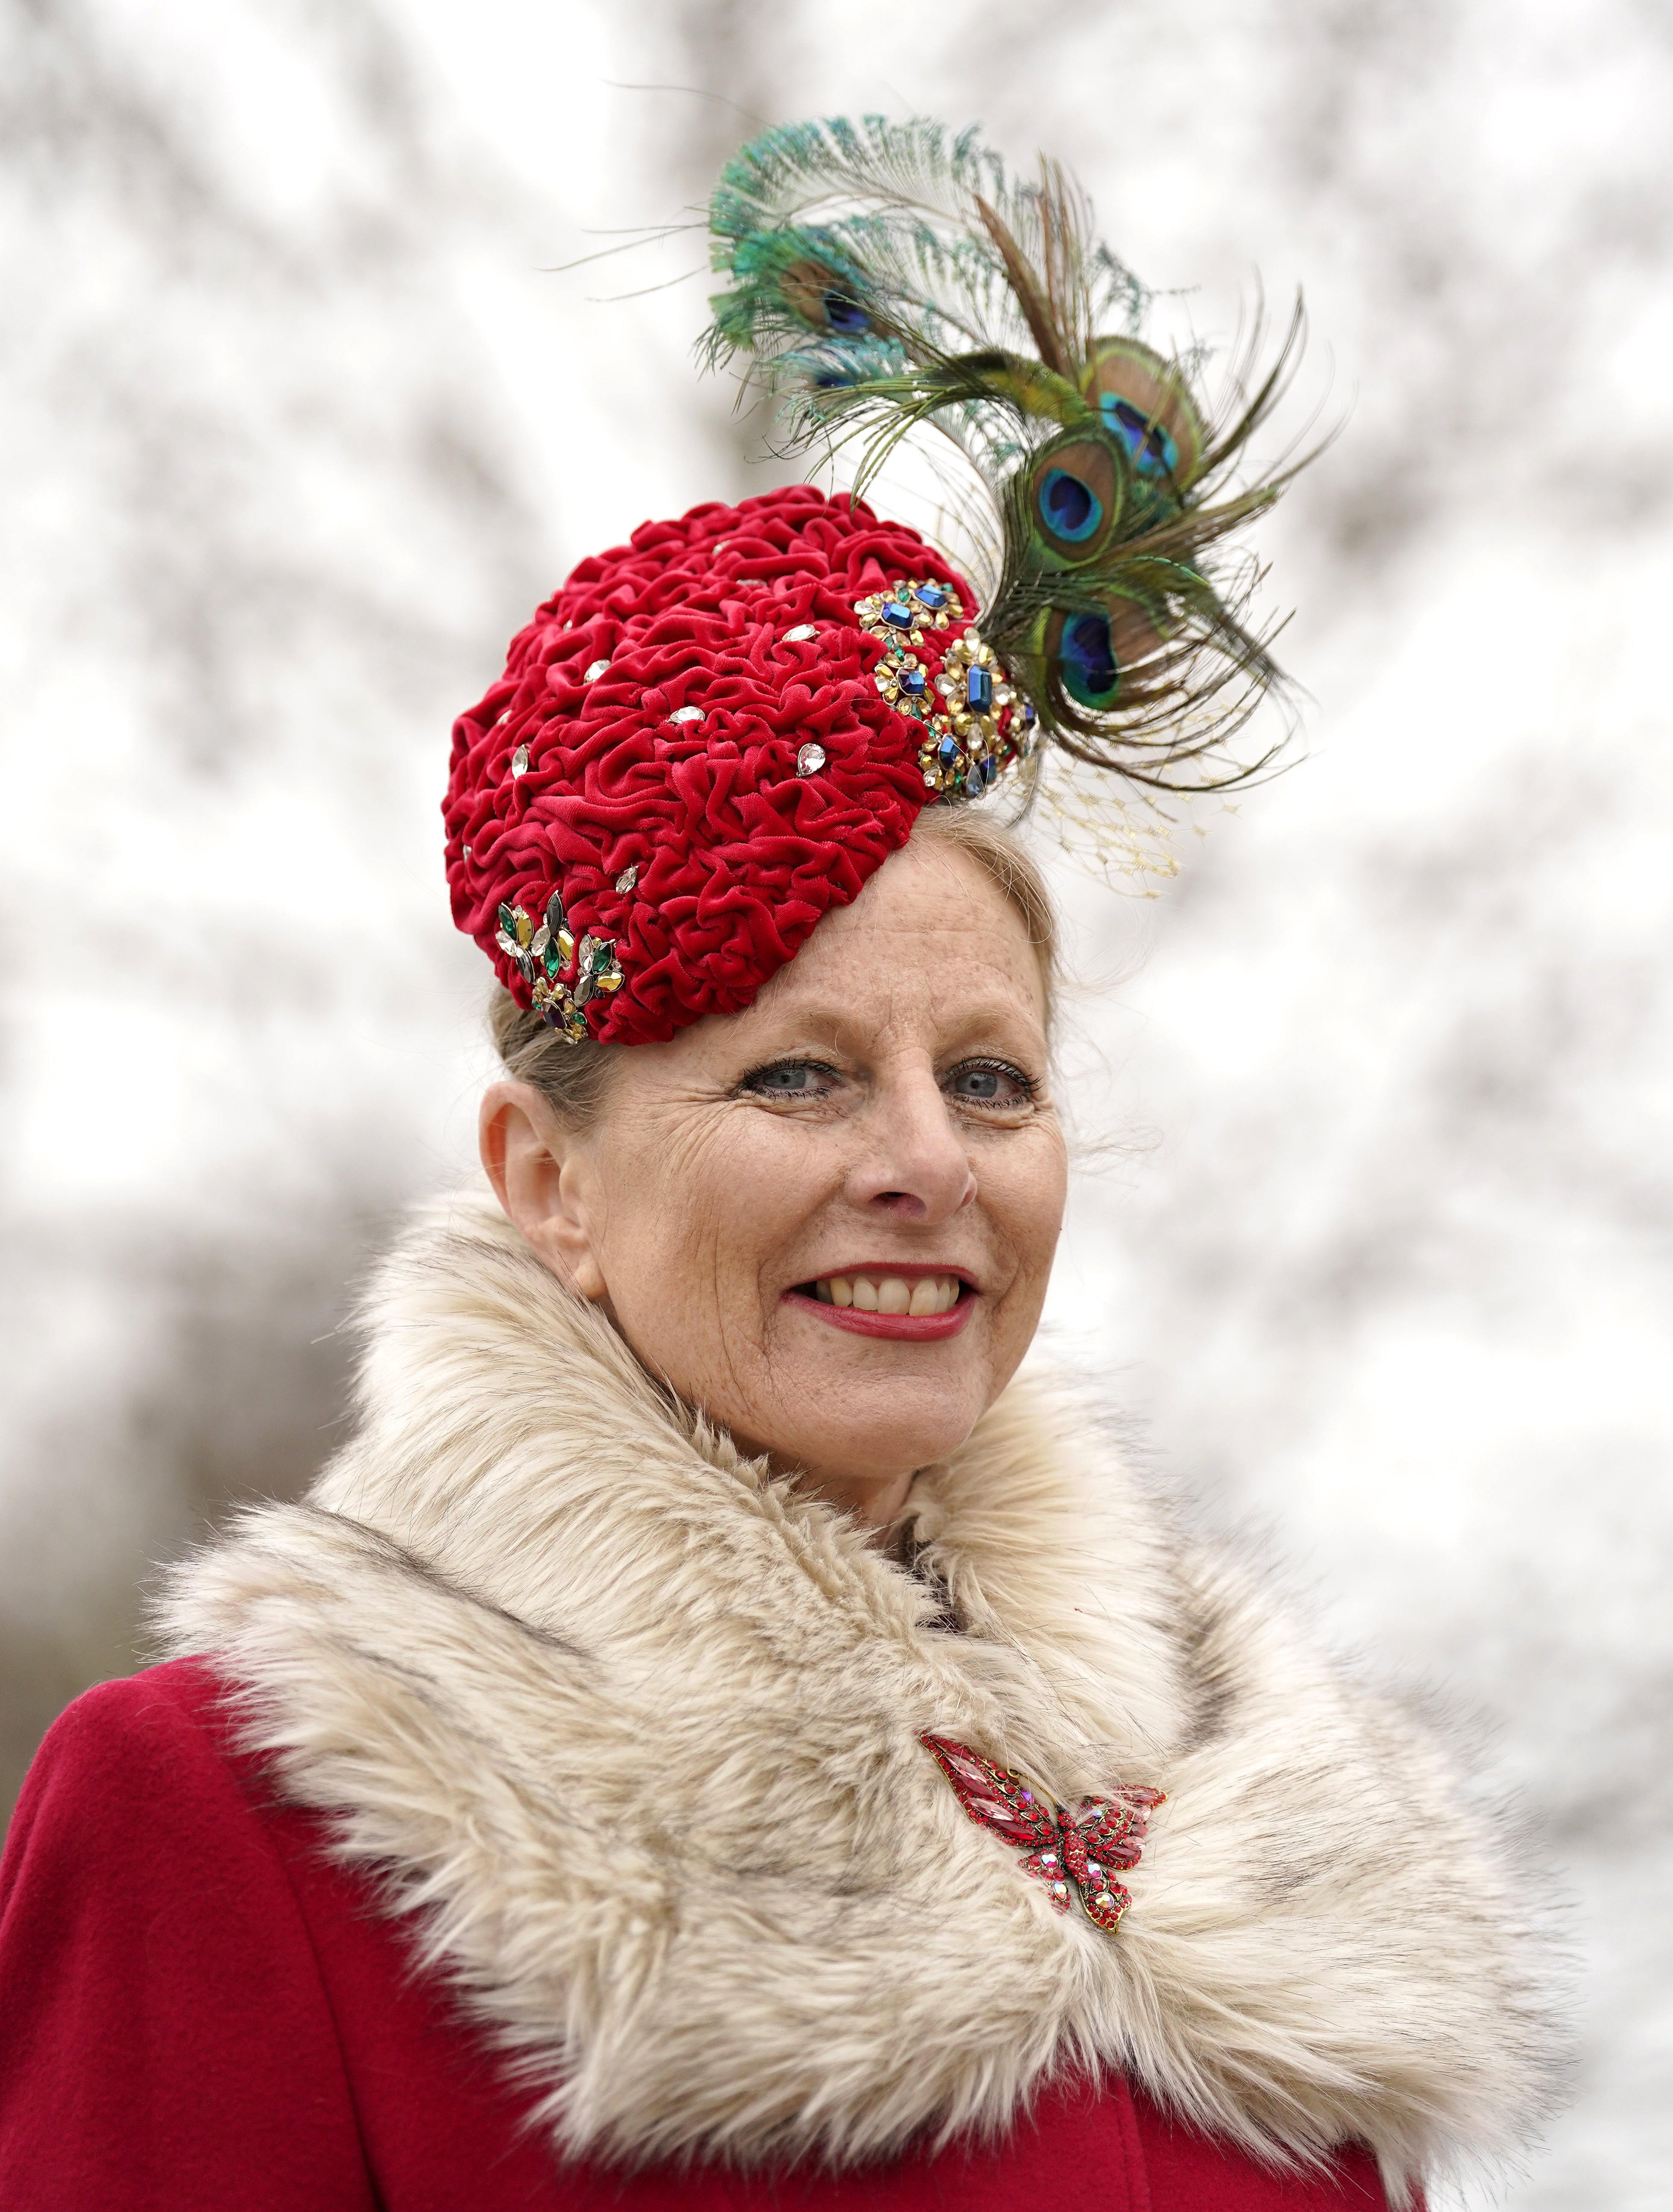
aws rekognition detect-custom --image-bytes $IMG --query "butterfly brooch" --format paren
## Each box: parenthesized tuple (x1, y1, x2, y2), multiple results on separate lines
(921, 1734, 1164, 1933)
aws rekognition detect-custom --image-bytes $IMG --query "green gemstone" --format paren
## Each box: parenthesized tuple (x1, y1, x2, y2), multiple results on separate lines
(497, 902, 517, 938)
(590, 938, 615, 974)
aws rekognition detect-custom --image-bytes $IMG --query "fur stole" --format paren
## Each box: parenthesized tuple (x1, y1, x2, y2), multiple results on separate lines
(159, 1187, 1560, 2199)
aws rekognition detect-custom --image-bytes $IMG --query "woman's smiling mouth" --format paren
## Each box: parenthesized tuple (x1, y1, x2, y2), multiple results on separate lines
(783, 1267, 976, 1340)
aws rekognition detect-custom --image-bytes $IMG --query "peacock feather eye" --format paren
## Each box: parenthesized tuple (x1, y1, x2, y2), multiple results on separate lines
(1027, 434, 1127, 564)
(1080, 336, 1206, 493)
(1039, 469, 1103, 542)
(777, 256, 870, 337)
(1102, 396, 1180, 481)
(1048, 608, 1121, 709)
(822, 289, 867, 334)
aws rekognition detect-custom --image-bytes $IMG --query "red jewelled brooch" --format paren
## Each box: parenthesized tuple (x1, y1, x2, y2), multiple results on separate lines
(921, 1734, 1165, 1933)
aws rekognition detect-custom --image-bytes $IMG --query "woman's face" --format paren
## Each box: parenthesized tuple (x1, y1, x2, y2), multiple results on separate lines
(482, 836, 1067, 1525)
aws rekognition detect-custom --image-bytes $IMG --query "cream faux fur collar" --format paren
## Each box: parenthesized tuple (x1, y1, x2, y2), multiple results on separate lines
(161, 1188, 1560, 2199)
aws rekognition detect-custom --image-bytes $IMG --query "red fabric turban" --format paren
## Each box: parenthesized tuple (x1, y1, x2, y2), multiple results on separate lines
(443, 485, 1030, 1047)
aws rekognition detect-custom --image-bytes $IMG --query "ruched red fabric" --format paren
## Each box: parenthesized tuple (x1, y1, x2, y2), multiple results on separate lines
(443, 486, 975, 1045)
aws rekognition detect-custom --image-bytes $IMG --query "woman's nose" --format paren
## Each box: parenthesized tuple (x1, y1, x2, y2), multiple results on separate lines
(844, 1070, 976, 1221)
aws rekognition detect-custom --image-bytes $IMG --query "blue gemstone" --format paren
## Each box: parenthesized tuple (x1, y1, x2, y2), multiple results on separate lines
(898, 667, 926, 697)
(937, 735, 958, 766)
(914, 582, 948, 610)
(1021, 701, 1037, 727)
(881, 600, 913, 630)
(966, 666, 994, 712)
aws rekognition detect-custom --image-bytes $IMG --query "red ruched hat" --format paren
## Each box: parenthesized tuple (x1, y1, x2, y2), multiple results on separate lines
(444, 485, 1033, 1047)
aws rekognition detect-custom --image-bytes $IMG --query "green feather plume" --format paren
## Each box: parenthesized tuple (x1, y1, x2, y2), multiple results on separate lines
(705, 115, 1313, 801)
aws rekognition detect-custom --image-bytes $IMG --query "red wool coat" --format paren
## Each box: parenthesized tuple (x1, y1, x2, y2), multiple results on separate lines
(0, 1662, 1391, 2212)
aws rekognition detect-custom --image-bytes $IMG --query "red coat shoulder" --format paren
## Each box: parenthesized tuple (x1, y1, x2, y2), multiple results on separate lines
(0, 1659, 375, 2211)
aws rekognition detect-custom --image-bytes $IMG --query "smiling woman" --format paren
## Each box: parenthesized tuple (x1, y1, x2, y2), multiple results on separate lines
(0, 116, 1561, 2212)
(483, 814, 1065, 1528)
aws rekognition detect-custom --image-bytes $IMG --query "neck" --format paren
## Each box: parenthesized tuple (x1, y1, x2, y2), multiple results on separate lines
(782, 1461, 920, 1534)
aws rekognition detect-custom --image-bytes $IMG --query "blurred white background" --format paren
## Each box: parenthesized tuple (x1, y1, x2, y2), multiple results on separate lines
(2, 1, 1668, 2203)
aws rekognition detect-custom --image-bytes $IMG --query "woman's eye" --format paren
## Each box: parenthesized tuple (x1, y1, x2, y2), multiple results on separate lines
(742, 1059, 840, 1099)
(946, 1060, 1036, 1109)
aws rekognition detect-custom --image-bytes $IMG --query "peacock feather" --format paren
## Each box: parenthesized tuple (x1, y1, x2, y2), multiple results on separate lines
(705, 115, 1314, 813)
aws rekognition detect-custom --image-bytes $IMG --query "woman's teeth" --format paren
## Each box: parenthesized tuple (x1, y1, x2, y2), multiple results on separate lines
(812, 1275, 962, 1316)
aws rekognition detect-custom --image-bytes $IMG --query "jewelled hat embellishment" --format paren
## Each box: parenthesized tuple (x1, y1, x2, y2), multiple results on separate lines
(921, 1734, 1163, 1932)
(496, 890, 623, 1043)
(854, 578, 1035, 798)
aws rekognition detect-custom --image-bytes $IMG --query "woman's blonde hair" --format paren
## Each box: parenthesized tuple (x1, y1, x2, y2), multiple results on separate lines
(490, 806, 1059, 1129)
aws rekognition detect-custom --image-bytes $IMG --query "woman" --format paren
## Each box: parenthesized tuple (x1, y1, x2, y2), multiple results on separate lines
(0, 120, 1558, 2209)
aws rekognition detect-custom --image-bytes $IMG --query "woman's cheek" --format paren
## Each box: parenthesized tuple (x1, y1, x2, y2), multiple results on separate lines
(992, 1129, 1069, 1269)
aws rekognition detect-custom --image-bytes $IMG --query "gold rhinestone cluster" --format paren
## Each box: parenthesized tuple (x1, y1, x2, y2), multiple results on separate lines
(853, 579, 1034, 801)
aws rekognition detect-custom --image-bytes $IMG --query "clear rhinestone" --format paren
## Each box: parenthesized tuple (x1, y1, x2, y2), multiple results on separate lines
(796, 742, 827, 776)
(669, 705, 704, 725)
(584, 658, 610, 681)
(614, 864, 639, 894)
(511, 745, 529, 776)
(783, 623, 817, 642)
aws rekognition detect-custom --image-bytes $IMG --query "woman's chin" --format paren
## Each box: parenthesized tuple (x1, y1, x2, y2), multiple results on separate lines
(766, 1385, 986, 1496)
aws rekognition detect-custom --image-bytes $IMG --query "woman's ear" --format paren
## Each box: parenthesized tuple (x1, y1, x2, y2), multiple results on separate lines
(478, 1081, 608, 1300)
